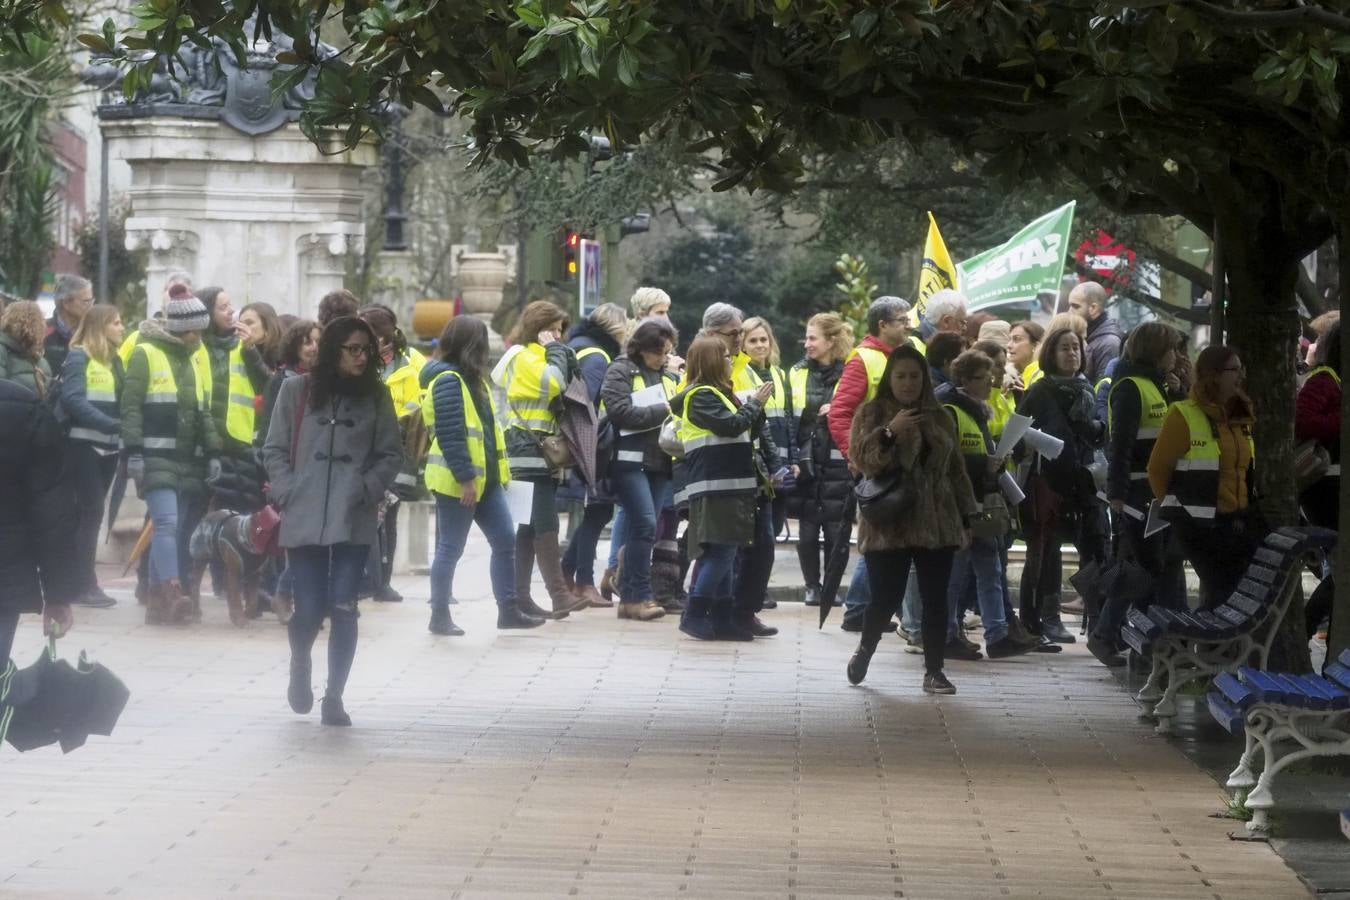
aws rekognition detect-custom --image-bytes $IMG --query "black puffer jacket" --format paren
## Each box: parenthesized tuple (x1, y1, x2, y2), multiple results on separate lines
(0, 380, 80, 615)
(1016, 374, 1105, 505)
(786, 358, 851, 522)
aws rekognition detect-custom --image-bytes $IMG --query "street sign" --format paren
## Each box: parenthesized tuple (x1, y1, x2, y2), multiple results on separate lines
(1075, 230, 1137, 287)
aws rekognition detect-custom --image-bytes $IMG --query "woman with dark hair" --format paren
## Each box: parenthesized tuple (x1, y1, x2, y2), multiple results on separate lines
(1007, 321, 1045, 395)
(1015, 327, 1106, 642)
(1094, 322, 1186, 664)
(263, 316, 403, 727)
(317, 289, 360, 327)
(358, 304, 428, 604)
(926, 331, 966, 390)
(670, 335, 774, 640)
(560, 303, 629, 609)
(1149, 345, 1261, 608)
(1297, 320, 1341, 529)
(421, 316, 545, 635)
(600, 318, 678, 620)
(491, 300, 587, 619)
(845, 345, 979, 694)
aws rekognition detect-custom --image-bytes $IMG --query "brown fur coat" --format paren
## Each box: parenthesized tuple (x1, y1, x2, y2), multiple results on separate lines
(849, 396, 979, 553)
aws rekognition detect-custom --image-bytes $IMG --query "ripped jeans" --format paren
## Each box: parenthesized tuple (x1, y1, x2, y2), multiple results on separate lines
(287, 542, 368, 701)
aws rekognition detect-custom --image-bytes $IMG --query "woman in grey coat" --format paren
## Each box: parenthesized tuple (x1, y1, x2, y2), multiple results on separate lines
(264, 316, 403, 727)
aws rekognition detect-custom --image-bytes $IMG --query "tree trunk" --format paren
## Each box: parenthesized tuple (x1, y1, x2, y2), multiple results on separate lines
(1208, 172, 1309, 671)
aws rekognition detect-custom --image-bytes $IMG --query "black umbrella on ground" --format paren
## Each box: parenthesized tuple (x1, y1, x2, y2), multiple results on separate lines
(818, 490, 857, 629)
(1, 639, 130, 753)
(105, 454, 128, 543)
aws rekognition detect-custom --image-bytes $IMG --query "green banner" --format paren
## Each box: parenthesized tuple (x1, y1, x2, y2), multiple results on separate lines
(956, 201, 1076, 311)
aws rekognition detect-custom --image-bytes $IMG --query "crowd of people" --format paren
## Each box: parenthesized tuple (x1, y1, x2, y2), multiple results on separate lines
(0, 271, 1339, 723)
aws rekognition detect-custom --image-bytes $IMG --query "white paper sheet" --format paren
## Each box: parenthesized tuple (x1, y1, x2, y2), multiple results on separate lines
(505, 479, 535, 525)
(998, 470, 1026, 505)
(993, 413, 1032, 459)
(630, 383, 669, 408)
(1022, 426, 1064, 460)
(1144, 499, 1170, 537)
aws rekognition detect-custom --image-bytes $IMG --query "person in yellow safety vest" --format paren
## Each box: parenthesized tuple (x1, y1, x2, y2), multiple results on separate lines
(702, 302, 783, 635)
(938, 350, 1039, 659)
(1148, 344, 1261, 609)
(1007, 320, 1045, 397)
(421, 316, 547, 636)
(119, 295, 221, 627)
(741, 316, 793, 546)
(1091, 322, 1189, 665)
(490, 299, 589, 620)
(970, 339, 1017, 442)
(120, 283, 215, 426)
(1295, 321, 1342, 530)
(61, 304, 126, 610)
(354, 304, 428, 604)
(670, 334, 775, 641)
(827, 295, 914, 633)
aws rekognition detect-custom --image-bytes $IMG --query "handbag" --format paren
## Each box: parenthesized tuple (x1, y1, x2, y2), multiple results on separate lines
(659, 415, 685, 458)
(1294, 440, 1331, 493)
(969, 491, 1011, 540)
(854, 470, 912, 525)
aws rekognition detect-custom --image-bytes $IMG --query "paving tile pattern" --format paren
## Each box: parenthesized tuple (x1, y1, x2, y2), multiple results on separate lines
(0, 557, 1312, 899)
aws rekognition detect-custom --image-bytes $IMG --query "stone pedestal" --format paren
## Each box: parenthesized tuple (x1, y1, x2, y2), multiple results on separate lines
(104, 118, 376, 318)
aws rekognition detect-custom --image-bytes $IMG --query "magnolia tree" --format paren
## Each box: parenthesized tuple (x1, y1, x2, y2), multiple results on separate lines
(11, 0, 1350, 662)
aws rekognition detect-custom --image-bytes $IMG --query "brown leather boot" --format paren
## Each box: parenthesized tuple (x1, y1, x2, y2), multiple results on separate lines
(599, 567, 620, 603)
(576, 584, 610, 609)
(534, 531, 588, 616)
(516, 526, 568, 620)
(163, 580, 193, 625)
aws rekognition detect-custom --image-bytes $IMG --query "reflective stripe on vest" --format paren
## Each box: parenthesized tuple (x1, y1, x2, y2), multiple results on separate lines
(945, 403, 988, 457)
(757, 366, 788, 420)
(423, 370, 511, 499)
(845, 346, 888, 403)
(225, 343, 256, 444)
(137, 342, 198, 458)
(1108, 376, 1168, 506)
(69, 356, 120, 449)
(1160, 399, 1255, 520)
(677, 385, 755, 501)
(500, 343, 560, 433)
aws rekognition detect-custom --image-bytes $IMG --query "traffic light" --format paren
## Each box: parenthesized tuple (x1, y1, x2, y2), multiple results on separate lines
(563, 230, 581, 279)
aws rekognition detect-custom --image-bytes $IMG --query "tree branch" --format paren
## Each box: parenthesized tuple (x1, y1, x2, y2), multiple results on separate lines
(1188, 0, 1350, 34)
(1072, 261, 1211, 325)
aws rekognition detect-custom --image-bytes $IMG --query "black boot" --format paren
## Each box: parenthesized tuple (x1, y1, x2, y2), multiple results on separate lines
(320, 696, 351, 727)
(1039, 593, 1076, 643)
(804, 585, 821, 607)
(287, 656, 313, 714)
(679, 594, 716, 640)
(498, 603, 546, 629)
(711, 603, 754, 641)
(847, 638, 879, 685)
(429, 605, 465, 636)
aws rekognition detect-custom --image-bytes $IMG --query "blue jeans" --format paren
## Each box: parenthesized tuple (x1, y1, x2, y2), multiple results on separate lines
(947, 535, 1008, 644)
(145, 488, 180, 586)
(691, 542, 738, 601)
(610, 469, 669, 603)
(843, 556, 870, 615)
(287, 542, 367, 700)
(606, 506, 629, 570)
(562, 502, 612, 587)
(432, 484, 517, 610)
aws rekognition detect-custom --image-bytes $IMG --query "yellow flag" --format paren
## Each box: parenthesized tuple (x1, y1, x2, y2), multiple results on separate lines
(914, 212, 957, 321)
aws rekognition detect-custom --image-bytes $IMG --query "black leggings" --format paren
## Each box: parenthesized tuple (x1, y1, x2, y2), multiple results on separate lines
(796, 507, 845, 589)
(862, 547, 956, 675)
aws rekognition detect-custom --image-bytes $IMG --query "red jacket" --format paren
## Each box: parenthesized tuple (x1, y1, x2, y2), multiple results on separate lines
(827, 334, 895, 461)
(1296, 369, 1341, 451)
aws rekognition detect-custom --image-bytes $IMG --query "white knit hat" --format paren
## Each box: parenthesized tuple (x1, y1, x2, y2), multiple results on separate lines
(164, 284, 209, 333)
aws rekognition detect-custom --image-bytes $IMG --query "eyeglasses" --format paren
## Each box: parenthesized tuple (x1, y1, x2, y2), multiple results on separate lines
(341, 344, 373, 357)
(1221, 366, 1245, 375)
(717, 329, 741, 338)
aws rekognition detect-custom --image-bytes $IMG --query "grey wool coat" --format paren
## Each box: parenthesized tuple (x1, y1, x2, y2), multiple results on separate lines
(262, 374, 404, 549)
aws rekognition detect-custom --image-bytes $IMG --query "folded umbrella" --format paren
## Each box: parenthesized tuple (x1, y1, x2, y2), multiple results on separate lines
(105, 455, 128, 542)
(818, 489, 857, 629)
(1, 638, 130, 754)
(122, 519, 154, 577)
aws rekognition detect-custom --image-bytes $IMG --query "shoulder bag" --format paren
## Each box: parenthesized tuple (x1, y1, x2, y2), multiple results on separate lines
(253, 375, 308, 556)
(854, 469, 912, 525)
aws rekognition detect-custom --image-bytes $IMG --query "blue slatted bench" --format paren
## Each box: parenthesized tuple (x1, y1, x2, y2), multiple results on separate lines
(1123, 526, 1337, 734)
(1207, 649, 1350, 833)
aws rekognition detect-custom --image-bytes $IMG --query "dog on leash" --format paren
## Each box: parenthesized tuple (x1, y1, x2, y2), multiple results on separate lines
(188, 509, 271, 627)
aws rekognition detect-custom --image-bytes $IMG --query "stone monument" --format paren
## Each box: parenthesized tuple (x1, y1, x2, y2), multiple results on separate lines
(87, 27, 376, 317)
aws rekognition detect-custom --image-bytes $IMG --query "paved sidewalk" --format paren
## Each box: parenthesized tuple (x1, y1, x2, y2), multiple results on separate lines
(1, 552, 1312, 899)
